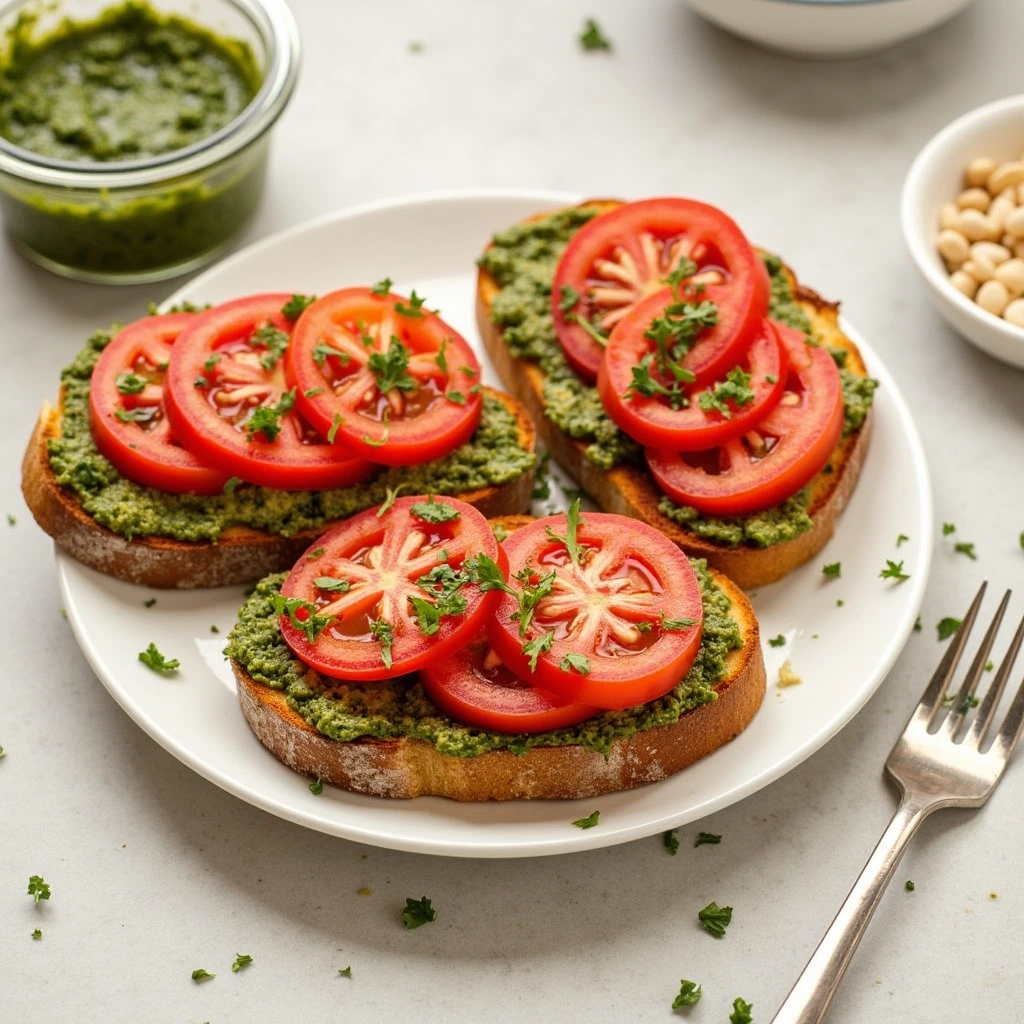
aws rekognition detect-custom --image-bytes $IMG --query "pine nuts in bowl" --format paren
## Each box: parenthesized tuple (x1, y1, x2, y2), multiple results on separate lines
(902, 95, 1024, 369)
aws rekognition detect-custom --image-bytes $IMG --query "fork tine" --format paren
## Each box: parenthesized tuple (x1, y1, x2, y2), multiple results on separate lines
(994, 620, 1024, 760)
(912, 582, 987, 728)
(971, 611, 1024, 749)
(941, 590, 1011, 740)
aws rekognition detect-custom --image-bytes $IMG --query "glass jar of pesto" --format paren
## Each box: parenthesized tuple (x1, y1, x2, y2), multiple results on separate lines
(0, 0, 299, 283)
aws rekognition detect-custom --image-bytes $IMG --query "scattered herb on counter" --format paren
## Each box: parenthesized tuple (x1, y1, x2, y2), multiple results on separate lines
(309, 778, 324, 796)
(768, 635, 786, 648)
(7, 513, 16, 525)
(836, 599, 845, 608)
(138, 643, 180, 673)
(663, 830, 679, 855)
(697, 901, 732, 937)
(937, 617, 962, 641)
(896, 533, 909, 547)
(822, 562, 841, 579)
(905, 880, 915, 892)
(913, 616, 922, 632)
(579, 17, 612, 51)
(730, 997, 754, 1024)
(144, 597, 157, 608)
(402, 896, 437, 929)
(694, 832, 721, 847)
(282, 295, 315, 321)
(191, 968, 215, 983)
(954, 542, 977, 560)
(231, 953, 253, 973)
(410, 496, 461, 524)
(210, 625, 219, 634)
(31, 929, 42, 940)
(942, 522, 956, 536)
(28, 876, 51, 903)
(672, 979, 702, 1009)
(573, 810, 601, 829)
(338, 966, 352, 977)
(880, 560, 909, 583)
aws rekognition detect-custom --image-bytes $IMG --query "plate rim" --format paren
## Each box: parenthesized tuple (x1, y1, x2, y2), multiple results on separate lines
(57, 187, 933, 857)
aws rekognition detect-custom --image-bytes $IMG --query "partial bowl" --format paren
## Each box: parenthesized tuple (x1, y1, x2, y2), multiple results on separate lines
(0, 0, 300, 284)
(901, 94, 1024, 371)
(685, 0, 976, 60)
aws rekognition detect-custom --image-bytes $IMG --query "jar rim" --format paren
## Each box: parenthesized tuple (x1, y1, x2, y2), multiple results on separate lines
(0, 0, 300, 188)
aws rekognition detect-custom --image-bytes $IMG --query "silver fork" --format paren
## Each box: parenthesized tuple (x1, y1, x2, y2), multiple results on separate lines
(772, 583, 1024, 1024)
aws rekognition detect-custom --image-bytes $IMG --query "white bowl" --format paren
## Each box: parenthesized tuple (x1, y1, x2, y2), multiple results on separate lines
(901, 95, 1024, 370)
(685, 0, 975, 59)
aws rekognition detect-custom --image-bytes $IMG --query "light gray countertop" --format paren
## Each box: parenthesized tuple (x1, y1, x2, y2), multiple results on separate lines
(3, 1, 1023, 1021)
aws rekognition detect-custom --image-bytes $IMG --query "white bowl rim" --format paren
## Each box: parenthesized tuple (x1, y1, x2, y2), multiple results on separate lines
(901, 93, 1024, 353)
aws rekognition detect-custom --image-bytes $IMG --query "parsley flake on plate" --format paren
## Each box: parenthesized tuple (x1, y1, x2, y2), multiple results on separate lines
(905, 880, 915, 892)
(572, 810, 601, 829)
(767, 634, 786, 648)
(663, 830, 679, 855)
(338, 966, 353, 977)
(694, 832, 721, 847)
(579, 17, 612, 51)
(138, 643, 179, 673)
(954, 541, 977, 560)
(231, 953, 253, 973)
(31, 929, 42, 940)
(144, 597, 157, 608)
(896, 533, 909, 547)
(191, 968, 215, 983)
(697, 901, 732, 937)
(6, 513, 15, 525)
(730, 997, 753, 1024)
(309, 778, 324, 796)
(879, 559, 909, 582)
(402, 896, 437, 929)
(27, 876, 51, 902)
(936, 617, 962, 641)
(822, 562, 841, 578)
(672, 979, 702, 1009)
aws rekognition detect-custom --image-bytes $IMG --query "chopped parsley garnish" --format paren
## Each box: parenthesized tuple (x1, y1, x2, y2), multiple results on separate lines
(572, 810, 601, 829)
(27, 876, 51, 903)
(31, 929, 42, 940)
(954, 541, 977, 560)
(569, 310, 609, 347)
(314, 576, 351, 592)
(115, 405, 158, 424)
(672, 980, 702, 1009)
(191, 968, 215, 983)
(138, 643, 179, 673)
(369, 619, 394, 669)
(311, 339, 350, 366)
(880, 559, 909, 582)
(249, 323, 290, 370)
(231, 953, 254, 972)
(144, 597, 157, 608)
(362, 412, 391, 447)
(459, 364, 478, 377)
(545, 498, 585, 564)
(408, 588, 468, 636)
(663, 830, 679, 855)
(245, 389, 296, 442)
(522, 631, 555, 671)
(694, 832, 721, 847)
(559, 284, 580, 312)
(368, 339, 417, 394)
(410, 496, 461, 524)
(272, 595, 331, 644)
(435, 336, 449, 373)
(446, 389, 466, 405)
(936, 617, 962, 641)
(203, 353, 221, 372)
(697, 901, 732, 937)
(371, 277, 393, 296)
(896, 533, 909, 547)
(394, 290, 427, 318)
(767, 635, 786, 648)
(327, 412, 343, 444)
(223, 476, 241, 494)
(960, 694, 980, 712)
(661, 614, 697, 631)
(579, 17, 612, 51)
(822, 562, 841, 578)
(282, 294, 316, 321)
(306, 547, 325, 560)
(114, 371, 147, 395)
(377, 485, 406, 516)
(729, 997, 753, 1024)
(560, 652, 591, 675)
(193, 376, 208, 388)
(905, 880, 915, 892)
(402, 896, 437, 929)
(303, 386, 325, 398)
(337, 966, 352, 977)
(697, 367, 754, 419)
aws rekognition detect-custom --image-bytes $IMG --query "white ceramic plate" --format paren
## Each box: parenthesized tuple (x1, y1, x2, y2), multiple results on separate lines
(57, 189, 933, 858)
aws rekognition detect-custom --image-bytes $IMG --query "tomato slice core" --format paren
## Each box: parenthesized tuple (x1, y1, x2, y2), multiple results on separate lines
(420, 633, 599, 734)
(163, 294, 374, 491)
(552, 198, 769, 383)
(278, 496, 505, 681)
(287, 287, 482, 466)
(486, 512, 704, 710)
(88, 313, 231, 495)
(646, 323, 844, 516)
(599, 317, 788, 450)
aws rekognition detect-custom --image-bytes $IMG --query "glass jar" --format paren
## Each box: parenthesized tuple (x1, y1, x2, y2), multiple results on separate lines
(0, 0, 300, 283)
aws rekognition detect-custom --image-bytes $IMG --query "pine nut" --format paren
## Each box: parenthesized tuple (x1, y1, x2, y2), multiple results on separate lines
(971, 241, 1011, 265)
(957, 188, 990, 211)
(994, 258, 1024, 297)
(1003, 298, 1024, 327)
(958, 209, 1000, 241)
(1018, 182, 1024, 204)
(961, 258, 993, 282)
(976, 279, 1010, 315)
(965, 156, 997, 187)
(937, 229, 970, 264)
(939, 202, 960, 229)
(987, 161, 1024, 195)
(988, 192, 1017, 229)
(950, 270, 979, 298)
(1004, 206, 1024, 239)
(1002, 233, 1016, 249)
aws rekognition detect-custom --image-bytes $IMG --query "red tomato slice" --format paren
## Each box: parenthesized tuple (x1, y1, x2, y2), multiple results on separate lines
(599, 316, 788, 451)
(88, 313, 231, 495)
(278, 496, 506, 681)
(646, 323, 844, 516)
(420, 632, 599, 734)
(163, 294, 375, 491)
(486, 511, 704, 710)
(551, 198, 769, 383)
(287, 287, 482, 466)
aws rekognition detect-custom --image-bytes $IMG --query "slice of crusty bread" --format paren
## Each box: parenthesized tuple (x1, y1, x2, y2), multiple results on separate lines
(476, 201, 873, 590)
(232, 549, 766, 802)
(21, 387, 536, 589)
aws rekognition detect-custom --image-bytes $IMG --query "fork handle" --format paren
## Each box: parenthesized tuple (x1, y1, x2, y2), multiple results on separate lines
(771, 797, 931, 1024)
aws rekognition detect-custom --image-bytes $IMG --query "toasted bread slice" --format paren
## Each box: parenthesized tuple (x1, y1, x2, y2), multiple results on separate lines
(21, 388, 536, 589)
(476, 201, 873, 590)
(232, 551, 765, 802)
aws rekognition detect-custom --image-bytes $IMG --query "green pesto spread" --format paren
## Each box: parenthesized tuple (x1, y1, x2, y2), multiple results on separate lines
(478, 211, 878, 550)
(226, 560, 739, 758)
(47, 326, 535, 543)
(0, 3, 266, 278)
